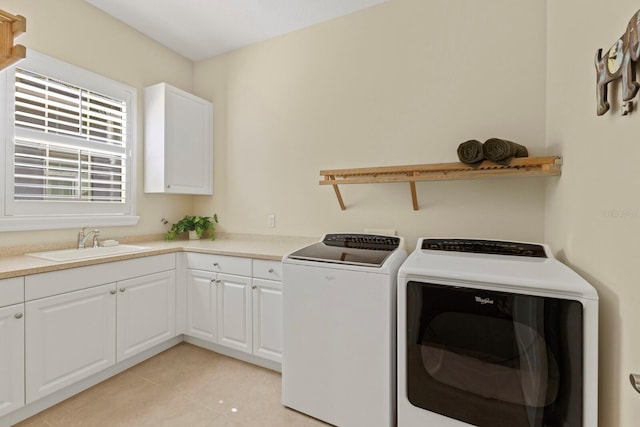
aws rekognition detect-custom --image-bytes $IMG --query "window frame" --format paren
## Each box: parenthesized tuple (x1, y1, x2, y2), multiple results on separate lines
(0, 50, 139, 231)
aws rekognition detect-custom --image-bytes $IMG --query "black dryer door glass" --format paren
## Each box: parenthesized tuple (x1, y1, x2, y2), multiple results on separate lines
(406, 282, 583, 427)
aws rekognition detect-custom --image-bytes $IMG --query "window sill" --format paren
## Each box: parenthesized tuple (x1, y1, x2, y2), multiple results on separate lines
(0, 215, 140, 232)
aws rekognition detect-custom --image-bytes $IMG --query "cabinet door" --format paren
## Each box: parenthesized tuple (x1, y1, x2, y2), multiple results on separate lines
(26, 283, 116, 403)
(217, 273, 252, 353)
(164, 86, 213, 194)
(252, 278, 282, 363)
(117, 270, 176, 361)
(0, 303, 24, 417)
(186, 269, 217, 342)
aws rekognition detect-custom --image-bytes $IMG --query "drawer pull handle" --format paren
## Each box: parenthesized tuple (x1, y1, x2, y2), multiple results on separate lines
(110, 290, 117, 295)
(268, 268, 275, 273)
(14, 313, 23, 319)
(119, 288, 126, 292)
(213, 263, 220, 267)
(252, 285, 257, 289)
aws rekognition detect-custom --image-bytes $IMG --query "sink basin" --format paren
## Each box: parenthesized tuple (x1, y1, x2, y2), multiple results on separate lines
(26, 245, 151, 262)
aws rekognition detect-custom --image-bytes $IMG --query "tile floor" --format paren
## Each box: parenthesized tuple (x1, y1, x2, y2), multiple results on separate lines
(16, 343, 329, 427)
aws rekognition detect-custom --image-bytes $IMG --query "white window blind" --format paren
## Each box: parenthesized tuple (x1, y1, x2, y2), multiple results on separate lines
(13, 68, 127, 204)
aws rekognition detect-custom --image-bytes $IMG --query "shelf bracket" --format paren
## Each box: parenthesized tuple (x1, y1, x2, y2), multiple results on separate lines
(408, 172, 419, 210)
(0, 9, 26, 71)
(326, 175, 346, 210)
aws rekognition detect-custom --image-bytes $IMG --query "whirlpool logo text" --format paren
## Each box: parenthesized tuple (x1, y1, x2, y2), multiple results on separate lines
(474, 296, 494, 305)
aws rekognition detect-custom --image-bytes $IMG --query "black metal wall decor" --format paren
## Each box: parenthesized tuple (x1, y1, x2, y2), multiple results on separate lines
(595, 9, 640, 116)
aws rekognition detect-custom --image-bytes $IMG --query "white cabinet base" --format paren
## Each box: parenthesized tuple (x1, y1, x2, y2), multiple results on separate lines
(186, 269, 217, 342)
(217, 273, 252, 354)
(252, 279, 282, 363)
(117, 271, 176, 362)
(25, 283, 116, 404)
(0, 304, 24, 417)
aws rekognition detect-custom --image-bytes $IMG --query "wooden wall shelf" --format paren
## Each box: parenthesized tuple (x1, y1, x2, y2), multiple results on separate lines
(320, 156, 562, 210)
(0, 9, 26, 71)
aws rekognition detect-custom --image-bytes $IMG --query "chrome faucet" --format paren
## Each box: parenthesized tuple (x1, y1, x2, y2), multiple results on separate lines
(77, 228, 100, 249)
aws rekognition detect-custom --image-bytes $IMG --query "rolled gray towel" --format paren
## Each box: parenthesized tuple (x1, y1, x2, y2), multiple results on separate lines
(457, 140, 484, 166)
(483, 138, 528, 165)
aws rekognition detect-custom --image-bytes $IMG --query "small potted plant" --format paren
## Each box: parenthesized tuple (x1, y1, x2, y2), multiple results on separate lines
(165, 214, 219, 240)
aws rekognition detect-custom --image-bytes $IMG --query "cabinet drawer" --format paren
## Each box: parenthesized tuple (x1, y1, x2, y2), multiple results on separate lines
(0, 277, 24, 308)
(26, 254, 175, 301)
(187, 253, 252, 276)
(252, 260, 282, 281)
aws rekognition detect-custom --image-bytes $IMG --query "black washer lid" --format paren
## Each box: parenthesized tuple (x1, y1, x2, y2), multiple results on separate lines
(287, 234, 401, 267)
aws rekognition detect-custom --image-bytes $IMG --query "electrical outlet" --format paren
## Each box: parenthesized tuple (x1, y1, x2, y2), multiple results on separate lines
(267, 214, 276, 228)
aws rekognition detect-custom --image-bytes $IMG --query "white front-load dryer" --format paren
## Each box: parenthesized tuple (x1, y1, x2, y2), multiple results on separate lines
(397, 238, 598, 427)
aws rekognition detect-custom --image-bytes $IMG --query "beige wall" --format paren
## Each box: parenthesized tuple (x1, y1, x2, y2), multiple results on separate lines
(0, 0, 194, 248)
(546, 1, 640, 425)
(193, 0, 548, 249)
(7, 0, 634, 424)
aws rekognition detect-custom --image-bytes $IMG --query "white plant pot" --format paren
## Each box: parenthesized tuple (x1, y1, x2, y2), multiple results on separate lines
(188, 231, 199, 240)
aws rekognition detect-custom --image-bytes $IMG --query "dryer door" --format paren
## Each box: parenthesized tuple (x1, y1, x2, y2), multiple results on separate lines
(406, 281, 583, 427)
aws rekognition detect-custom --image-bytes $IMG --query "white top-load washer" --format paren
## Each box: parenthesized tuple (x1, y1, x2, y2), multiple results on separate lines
(282, 233, 407, 427)
(397, 238, 598, 427)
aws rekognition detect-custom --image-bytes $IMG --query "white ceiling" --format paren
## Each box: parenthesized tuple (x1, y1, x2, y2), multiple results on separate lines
(85, 0, 388, 62)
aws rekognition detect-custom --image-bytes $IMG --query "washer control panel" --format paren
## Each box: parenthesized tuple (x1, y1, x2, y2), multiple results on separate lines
(323, 233, 400, 251)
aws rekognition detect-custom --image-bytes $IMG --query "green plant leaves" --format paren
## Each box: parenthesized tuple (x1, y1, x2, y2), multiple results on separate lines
(164, 214, 219, 240)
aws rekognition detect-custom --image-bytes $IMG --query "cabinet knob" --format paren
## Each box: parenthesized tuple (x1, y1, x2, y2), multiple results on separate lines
(268, 268, 275, 273)
(252, 285, 257, 289)
(14, 312, 23, 319)
(110, 290, 117, 295)
(119, 288, 126, 292)
(213, 262, 220, 267)
(166, 184, 171, 189)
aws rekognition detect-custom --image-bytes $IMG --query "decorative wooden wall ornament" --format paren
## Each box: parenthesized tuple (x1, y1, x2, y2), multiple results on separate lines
(0, 9, 26, 71)
(595, 9, 640, 116)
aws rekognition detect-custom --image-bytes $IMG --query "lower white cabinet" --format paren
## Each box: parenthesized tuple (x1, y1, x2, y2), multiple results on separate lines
(252, 278, 282, 363)
(23, 254, 177, 404)
(185, 255, 283, 363)
(25, 283, 117, 403)
(117, 270, 176, 361)
(186, 269, 252, 353)
(218, 273, 252, 353)
(0, 303, 25, 417)
(186, 269, 217, 342)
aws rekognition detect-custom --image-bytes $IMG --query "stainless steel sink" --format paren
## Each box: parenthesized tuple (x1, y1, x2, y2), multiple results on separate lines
(26, 245, 151, 262)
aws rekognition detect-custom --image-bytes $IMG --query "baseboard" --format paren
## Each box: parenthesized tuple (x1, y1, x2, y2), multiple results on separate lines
(184, 336, 282, 372)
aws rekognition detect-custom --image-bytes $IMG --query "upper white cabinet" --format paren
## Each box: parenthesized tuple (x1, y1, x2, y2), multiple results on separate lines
(144, 83, 213, 195)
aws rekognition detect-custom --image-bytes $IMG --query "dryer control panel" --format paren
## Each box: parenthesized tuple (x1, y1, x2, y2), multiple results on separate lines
(420, 238, 547, 258)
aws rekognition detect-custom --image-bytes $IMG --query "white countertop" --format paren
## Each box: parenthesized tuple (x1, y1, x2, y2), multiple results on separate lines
(0, 234, 318, 280)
